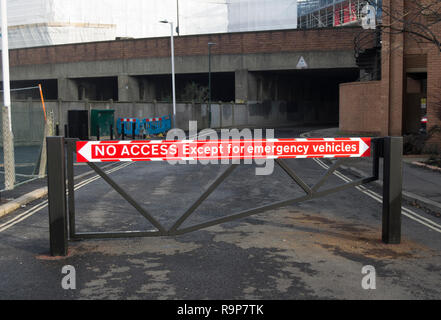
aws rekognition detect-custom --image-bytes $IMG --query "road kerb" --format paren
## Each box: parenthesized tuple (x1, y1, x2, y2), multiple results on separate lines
(411, 161, 441, 173)
(0, 187, 48, 219)
(338, 163, 441, 214)
(0, 162, 123, 219)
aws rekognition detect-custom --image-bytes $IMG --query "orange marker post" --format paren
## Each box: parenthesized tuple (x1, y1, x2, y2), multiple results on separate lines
(38, 83, 47, 122)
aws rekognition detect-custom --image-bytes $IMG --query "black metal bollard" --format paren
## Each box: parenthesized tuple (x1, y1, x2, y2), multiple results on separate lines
(382, 136, 403, 244)
(96, 125, 100, 141)
(132, 122, 136, 139)
(122, 123, 125, 140)
(81, 123, 88, 140)
(55, 124, 60, 136)
(110, 124, 114, 140)
(64, 124, 68, 138)
(46, 137, 68, 256)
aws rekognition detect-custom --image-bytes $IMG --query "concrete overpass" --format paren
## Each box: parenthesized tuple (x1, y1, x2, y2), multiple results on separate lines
(5, 27, 370, 103)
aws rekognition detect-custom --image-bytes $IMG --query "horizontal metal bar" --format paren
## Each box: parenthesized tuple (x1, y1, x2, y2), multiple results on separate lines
(87, 162, 167, 234)
(174, 175, 377, 235)
(72, 230, 162, 240)
(317, 175, 377, 197)
(173, 195, 311, 235)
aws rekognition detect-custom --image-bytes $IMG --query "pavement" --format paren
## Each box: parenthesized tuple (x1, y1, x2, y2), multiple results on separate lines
(302, 127, 441, 216)
(0, 126, 440, 300)
(0, 161, 108, 219)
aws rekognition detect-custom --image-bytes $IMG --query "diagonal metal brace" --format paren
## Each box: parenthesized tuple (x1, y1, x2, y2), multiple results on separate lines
(87, 162, 167, 234)
(276, 158, 313, 195)
(311, 158, 347, 192)
(169, 163, 239, 233)
(173, 175, 377, 235)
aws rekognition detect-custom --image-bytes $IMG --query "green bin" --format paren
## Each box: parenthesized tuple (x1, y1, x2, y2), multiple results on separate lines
(90, 109, 115, 137)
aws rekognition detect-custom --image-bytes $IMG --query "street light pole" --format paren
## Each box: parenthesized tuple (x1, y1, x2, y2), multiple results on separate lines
(1, 0, 11, 131)
(208, 42, 216, 128)
(160, 20, 176, 128)
(1, 0, 16, 190)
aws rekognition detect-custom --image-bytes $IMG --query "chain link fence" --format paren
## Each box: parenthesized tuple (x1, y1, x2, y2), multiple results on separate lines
(0, 100, 47, 191)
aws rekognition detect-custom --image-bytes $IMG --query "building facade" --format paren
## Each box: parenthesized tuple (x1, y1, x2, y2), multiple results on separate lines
(1, 0, 298, 49)
(339, 0, 441, 149)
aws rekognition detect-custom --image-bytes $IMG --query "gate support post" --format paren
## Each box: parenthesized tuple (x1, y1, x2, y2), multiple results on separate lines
(47, 136, 68, 256)
(382, 136, 403, 244)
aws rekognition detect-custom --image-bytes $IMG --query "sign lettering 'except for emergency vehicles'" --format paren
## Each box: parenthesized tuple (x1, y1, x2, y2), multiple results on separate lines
(76, 138, 371, 162)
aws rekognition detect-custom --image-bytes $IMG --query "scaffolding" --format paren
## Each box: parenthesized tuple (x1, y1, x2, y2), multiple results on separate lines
(1, 0, 298, 49)
(297, 0, 382, 29)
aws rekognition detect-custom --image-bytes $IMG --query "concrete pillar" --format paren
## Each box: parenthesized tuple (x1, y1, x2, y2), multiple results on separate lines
(118, 75, 140, 102)
(57, 78, 78, 101)
(140, 78, 156, 101)
(235, 69, 257, 103)
(258, 76, 275, 101)
(79, 86, 86, 100)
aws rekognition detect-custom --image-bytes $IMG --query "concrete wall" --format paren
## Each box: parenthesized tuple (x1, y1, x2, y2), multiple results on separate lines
(210, 101, 298, 128)
(3, 98, 338, 146)
(45, 100, 208, 134)
(3, 28, 365, 104)
(8, 28, 364, 69)
(10, 51, 357, 82)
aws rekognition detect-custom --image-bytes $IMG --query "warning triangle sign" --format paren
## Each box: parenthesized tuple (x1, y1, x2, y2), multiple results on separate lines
(296, 56, 308, 69)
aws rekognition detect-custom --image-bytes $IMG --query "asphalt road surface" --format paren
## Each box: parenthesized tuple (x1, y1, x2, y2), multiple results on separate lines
(0, 127, 440, 299)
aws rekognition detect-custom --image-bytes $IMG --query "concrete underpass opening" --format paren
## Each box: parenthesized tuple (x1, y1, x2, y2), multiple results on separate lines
(248, 68, 359, 126)
(74, 77, 118, 101)
(2, 79, 58, 100)
(137, 73, 235, 103)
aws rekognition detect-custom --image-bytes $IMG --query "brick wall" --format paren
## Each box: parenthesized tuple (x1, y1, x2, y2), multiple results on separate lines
(426, 48, 441, 149)
(341, 0, 441, 149)
(9, 27, 367, 67)
(339, 81, 383, 135)
(403, 0, 441, 149)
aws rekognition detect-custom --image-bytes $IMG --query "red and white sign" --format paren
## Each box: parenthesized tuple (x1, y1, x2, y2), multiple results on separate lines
(145, 117, 164, 122)
(76, 138, 371, 162)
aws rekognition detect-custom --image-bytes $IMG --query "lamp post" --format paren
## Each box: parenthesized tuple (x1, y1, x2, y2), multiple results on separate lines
(160, 20, 176, 128)
(1, 0, 15, 190)
(208, 42, 216, 128)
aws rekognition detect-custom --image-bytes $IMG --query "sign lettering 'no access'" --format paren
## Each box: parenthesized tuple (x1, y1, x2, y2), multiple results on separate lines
(76, 138, 371, 162)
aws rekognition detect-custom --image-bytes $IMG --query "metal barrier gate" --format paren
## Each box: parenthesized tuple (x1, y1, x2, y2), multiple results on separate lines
(46, 136, 402, 256)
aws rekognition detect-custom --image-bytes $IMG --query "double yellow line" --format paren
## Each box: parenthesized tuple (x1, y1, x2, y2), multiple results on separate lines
(0, 162, 132, 233)
(313, 158, 441, 234)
